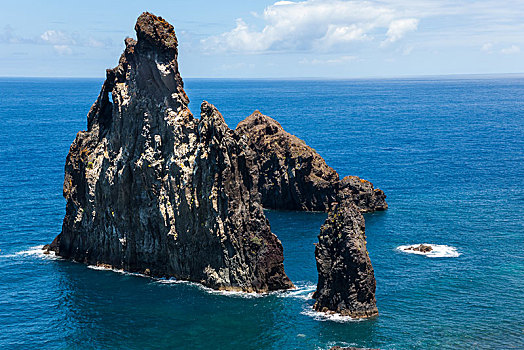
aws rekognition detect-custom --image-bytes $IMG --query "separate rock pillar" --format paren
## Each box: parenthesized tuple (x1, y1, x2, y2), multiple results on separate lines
(313, 199, 379, 318)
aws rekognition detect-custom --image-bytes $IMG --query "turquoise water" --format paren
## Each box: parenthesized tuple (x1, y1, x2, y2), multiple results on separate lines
(0, 77, 523, 349)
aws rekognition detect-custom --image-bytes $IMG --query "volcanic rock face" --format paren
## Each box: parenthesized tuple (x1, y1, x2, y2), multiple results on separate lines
(236, 111, 339, 211)
(339, 175, 388, 213)
(235, 111, 387, 212)
(50, 12, 293, 293)
(313, 199, 378, 318)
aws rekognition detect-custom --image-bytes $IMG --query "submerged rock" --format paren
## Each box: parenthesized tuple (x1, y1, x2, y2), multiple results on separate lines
(49, 12, 293, 293)
(313, 199, 378, 318)
(235, 111, 387, 212)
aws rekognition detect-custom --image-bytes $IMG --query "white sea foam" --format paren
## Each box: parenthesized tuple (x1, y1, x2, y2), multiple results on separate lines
(397, 244, 461, 258)
(154, 277, 271, 298)
(0, 245, 60, 260)
(301, 308, 364, 323)
(276, 282, 316, 300)
(84, 264, 282, 298)
(87, 265, 123, 272)
(204, 287, 267, 298)
(86, 265, 151, 279)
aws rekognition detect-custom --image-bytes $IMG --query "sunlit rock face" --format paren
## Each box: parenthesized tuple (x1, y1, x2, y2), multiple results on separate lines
(49, 12, 293, 293)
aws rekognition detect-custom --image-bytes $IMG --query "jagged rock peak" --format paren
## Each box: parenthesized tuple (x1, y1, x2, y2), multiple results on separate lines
(135, 12, 178, 52)
(236, 110, 340, 211)
(49, 13, 293, 293)
(236, 110, 387, 213)
(108, 11, 189, 116)
(338, 176, 388, 213)
(313, 199, 379, 318)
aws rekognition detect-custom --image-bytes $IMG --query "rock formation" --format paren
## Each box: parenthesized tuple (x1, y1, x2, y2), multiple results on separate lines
(313, 199, 378, 318)
(405, 244, 433, 253)
(338, 175, 388, 213)
(48, 12, 293, 293)
(235, 111, 387, 212)
(47, 11, 385, 323)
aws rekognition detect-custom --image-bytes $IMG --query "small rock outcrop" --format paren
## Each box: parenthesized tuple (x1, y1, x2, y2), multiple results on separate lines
(235, 111, 387, 212)
(313, 199, 378, 318)
(405, 244, 433, 253)
(49, 12, 293, 293)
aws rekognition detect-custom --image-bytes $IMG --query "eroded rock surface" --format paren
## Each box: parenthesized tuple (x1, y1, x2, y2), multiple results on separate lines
(235, 111, 387, 212)
(338, 176, 387, 213)
(313, 199, 378, 318)
(49, 12, 293, 293)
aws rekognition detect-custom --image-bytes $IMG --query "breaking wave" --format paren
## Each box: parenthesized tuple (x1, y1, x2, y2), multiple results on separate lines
(0, 245, 59, 260)
(155, 277, 270, 298)
(300, 308, 364, 323)
(276, 282, 316, 300)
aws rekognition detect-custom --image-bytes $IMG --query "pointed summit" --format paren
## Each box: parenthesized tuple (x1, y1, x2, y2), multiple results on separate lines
(135, 12, 179, 53)
(49, 13, 293, 293)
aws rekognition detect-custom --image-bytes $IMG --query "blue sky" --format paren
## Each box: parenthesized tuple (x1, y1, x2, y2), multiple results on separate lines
(1, 0, 523, 78)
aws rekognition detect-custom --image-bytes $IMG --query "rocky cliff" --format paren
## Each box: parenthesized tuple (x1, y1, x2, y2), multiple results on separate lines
(49, 12, 293, 293)
(338, 175, 388, 213)
(313, 199, 378, 318)
(235, 111, 387, 212)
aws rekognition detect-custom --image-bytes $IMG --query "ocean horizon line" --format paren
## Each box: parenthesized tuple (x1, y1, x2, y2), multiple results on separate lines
(1, 72, 524, 81)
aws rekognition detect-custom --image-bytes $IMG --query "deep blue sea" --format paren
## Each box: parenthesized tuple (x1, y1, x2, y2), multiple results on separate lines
(0, 77, 523, 349)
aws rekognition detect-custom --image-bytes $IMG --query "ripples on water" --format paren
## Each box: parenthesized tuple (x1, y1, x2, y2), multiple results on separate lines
(0, 77, 523, 349)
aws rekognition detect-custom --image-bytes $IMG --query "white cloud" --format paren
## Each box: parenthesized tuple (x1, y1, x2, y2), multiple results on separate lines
(299, 55, 357, 64)
(481, 42, 493, 52)
(382, 18, 419, 46)
(40, 30, 76, 45)
(86, 38, 105, 48)
(500, 45, 520, 54)
(402, 45, 414, 55)
(202, 0, 419, 53)
(53, 45, 73, 55)
(36, 29, 114, 54)
(1, 27, 111, 50)
(0, 25, 17, 43)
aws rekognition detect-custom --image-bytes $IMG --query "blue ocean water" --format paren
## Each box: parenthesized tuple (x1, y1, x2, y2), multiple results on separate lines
(0, 77, 523, 349)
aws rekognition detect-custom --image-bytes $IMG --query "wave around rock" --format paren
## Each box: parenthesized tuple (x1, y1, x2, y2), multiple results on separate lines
(397, 244, 461, 258)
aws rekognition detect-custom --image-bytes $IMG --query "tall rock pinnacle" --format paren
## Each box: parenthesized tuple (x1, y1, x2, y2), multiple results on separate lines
(313, 199, 379, 318)
(49, 12, 293, 293)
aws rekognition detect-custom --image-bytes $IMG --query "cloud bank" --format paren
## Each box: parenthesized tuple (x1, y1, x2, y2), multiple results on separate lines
(202, 0, 419, 53)
(1, 26, 112, 55)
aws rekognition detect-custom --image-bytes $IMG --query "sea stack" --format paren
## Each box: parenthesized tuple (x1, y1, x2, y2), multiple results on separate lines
(313, 199, 379, 318)
(48, 12, 293, 293)
(235, 111, 387, 212)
